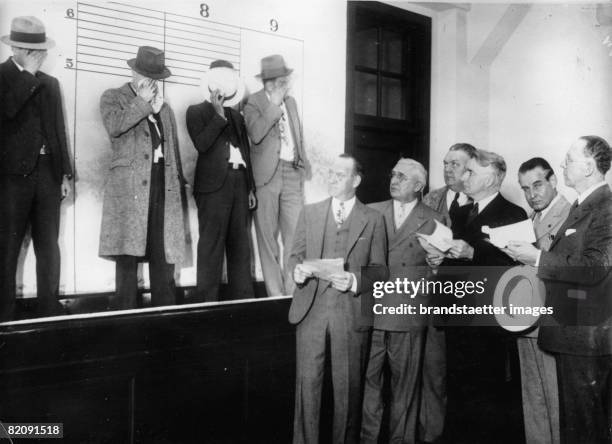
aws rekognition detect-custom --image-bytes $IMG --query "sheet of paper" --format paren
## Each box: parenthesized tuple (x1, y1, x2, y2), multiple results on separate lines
(302, 258, 345, 281)
(485, 219, 536, 249)
(415, 219, 453, 252)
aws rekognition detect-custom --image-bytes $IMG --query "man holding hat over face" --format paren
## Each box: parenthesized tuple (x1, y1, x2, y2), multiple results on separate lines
(0, 16, 73, 320)
(98, 46, 187, 309)
(244, 54, 308, 297)
(186, 60, 256, 302)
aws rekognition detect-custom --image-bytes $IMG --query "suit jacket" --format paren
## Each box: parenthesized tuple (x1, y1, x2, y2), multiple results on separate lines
(98, 83, 187, 264)
(288, 198, 387, 331)
(369, 200, 445, 331)
(538, 184, 612, 356)
(186, 100, 255, 194)
(0, 57, 72, 182)
(522, 194, 571, 338)
(243, 89, 308, 187)
(458, 193, 528, 266)
(423, 186, 465, 231)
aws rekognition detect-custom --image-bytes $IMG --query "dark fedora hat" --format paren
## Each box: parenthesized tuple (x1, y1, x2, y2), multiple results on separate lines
(1, 16, 55, 50)
(256, 54, 293, 81)
(127, 46, 171, 80)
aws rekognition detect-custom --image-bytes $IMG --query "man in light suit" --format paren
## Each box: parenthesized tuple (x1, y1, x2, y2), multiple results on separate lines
(420, 143, 476, 443)
(244, 54, 308, 297)
(361, 158, 445, 444)
(508, 136, 612, 444)
(515, 157, 570, 444)
(289, 154, 387, 444)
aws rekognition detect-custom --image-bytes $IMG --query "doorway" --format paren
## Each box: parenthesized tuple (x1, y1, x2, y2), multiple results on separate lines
(345, 1, 431, 203)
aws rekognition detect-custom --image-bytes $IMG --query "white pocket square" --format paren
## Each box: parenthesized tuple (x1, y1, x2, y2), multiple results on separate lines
(564, 228, 577, 236)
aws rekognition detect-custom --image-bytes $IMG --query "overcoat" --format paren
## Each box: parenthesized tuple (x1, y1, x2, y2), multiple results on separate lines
(98, 83, 187, 264)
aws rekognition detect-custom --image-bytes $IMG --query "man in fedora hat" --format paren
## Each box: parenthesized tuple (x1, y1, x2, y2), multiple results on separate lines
(98, 46, 187, 309)
(244, 54, 309, 297)
(0, 16, 73, 320)
(186, 60, 257, 302)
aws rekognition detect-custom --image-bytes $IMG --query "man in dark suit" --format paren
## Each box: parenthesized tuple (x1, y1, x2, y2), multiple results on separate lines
(244, 54, 308, 297)
(508, 136, 612, 444)
(446, 150, 528, 266)
(186, 60, 256, 302)
(0, 16, 73, 321)
(361, 158, 445, 444)
(420, 143, 476, 443)
(439, 150, 527, 441)
(289, 154, 386, 444)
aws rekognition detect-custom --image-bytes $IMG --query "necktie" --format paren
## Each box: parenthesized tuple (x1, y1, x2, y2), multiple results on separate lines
(465, 202, 479, 225)
(449, 192, 460, 219)
(533, 211, 542, 225)
(336, 202, 345, 226)
(396, 203, 407, 229)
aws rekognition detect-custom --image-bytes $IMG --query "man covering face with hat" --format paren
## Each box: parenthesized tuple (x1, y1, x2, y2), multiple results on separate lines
(98, 46, 187, 309)
(244, 54, 309, 297)
(0, 16, 73, 320)
(186, 60, 256, 302)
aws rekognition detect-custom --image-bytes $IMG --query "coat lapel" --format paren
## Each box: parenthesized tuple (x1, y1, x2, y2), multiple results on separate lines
(533, 196, 569, 245)
(390, 202, 428, 252)
(311, 198, 331, 259)
(345, 200, 367, 260)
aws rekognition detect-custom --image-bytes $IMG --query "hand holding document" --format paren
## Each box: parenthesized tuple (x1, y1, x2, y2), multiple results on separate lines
(302, 258, 345, 281)
(415, 220, 454, 254)
(482, 219, 536, 249)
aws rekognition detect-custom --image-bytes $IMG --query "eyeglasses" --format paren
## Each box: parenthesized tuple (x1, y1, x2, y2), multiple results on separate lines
(328, 170, 350, 181)
(389, 171, 412, 183)
(560, 156, 589, 168)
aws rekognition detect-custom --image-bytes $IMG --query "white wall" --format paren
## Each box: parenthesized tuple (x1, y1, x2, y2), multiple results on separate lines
(396, 2, 612, 209)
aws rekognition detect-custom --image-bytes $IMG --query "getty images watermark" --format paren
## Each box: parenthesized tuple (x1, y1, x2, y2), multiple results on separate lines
(360, 265, 612, 328)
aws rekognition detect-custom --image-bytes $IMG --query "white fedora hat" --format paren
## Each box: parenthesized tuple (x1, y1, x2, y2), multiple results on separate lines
(201, 60, 245, 108)
(1, 16, 55, 50)
(493, 265, 546, 332)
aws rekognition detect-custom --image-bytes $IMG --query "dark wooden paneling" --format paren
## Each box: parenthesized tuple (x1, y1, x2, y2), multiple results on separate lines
(0, 298, 295, 443)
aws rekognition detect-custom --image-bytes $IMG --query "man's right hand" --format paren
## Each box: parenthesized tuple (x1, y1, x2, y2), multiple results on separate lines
(22, 50, 47, 75)
(269, 86, 287, 106)
(137, 78, 156, 103)
(210, 89, 225, 118)
(294, 264, 314, 284)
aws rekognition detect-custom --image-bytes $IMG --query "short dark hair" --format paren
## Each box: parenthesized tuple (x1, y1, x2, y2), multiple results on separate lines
(449, 143, 477, 158)
(339, 153, 364, 179)
(518, 157, 555, 179)
(580, 135, 611, 175)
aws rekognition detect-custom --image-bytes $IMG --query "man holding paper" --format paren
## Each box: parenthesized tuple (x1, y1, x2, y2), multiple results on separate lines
(512, 157, 571, 444)
(361, 158, 445, 444)
(420, 143, 476, 443)
(507, 136, 612, 444)
(289, 154, 387, 444)
(446, 150, 528, 265)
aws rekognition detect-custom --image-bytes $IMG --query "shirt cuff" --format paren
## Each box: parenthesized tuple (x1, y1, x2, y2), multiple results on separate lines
(535, 250, 542, 267)
(350, 272, 358, 293)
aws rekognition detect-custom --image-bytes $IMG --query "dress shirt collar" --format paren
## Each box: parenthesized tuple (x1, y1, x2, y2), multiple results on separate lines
(393, 198, 417, 216)
(577, 181, 608, 205)
(332, 196, 356, 220)
(474, 192, 499, 214)
(11, 57, 24, 72)
(535, 193, 560, 221)
(445, 188, 468, 209)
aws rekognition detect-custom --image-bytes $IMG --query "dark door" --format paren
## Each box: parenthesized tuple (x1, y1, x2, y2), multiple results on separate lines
(346, 1, 431, 203)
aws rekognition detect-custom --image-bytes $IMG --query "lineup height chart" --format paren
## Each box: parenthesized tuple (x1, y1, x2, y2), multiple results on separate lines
(58, 0, 305, 293)
(72, 2, 242, 86)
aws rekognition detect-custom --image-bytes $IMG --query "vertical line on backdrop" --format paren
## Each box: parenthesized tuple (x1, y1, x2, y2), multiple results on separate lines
(72, 1, 80, 294)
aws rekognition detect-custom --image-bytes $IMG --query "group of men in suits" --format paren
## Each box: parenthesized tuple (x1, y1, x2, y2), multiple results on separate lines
(288, 137, 612, 444)
(0, 13, 307, 318)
